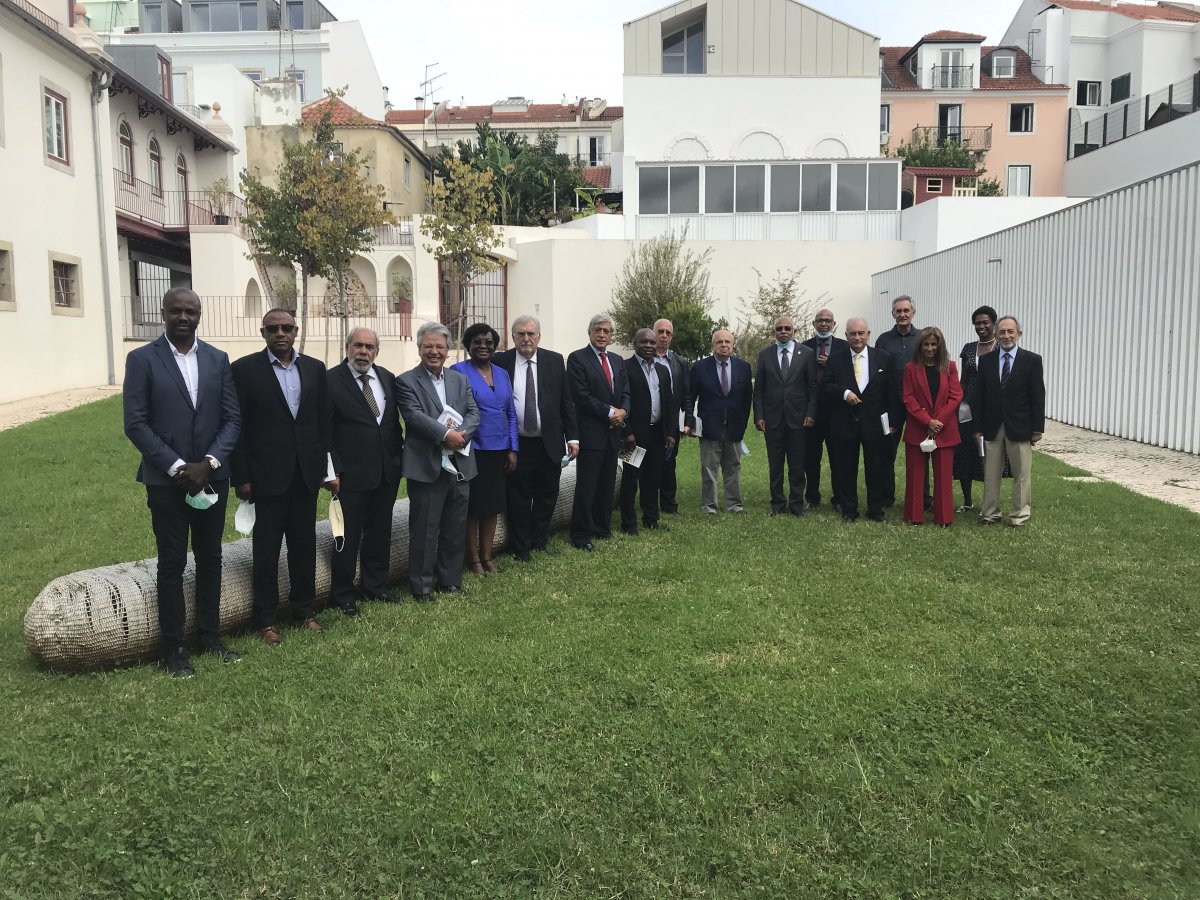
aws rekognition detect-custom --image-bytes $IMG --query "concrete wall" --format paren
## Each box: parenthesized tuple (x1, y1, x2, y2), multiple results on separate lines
(1064, 112, 1200, 196)
(900, 196, 1087, 258)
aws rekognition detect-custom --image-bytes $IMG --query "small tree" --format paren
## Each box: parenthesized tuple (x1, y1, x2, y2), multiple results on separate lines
(608, 230, 718, 359)
(733, 268, 826, 362)
(420, 155, 503, 342)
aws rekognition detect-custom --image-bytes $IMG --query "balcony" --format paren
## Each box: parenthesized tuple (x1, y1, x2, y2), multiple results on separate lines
(371, 219, 415, 246)
(113, 169, 249, 235)
(911, 125, 992, 151)
(931, 65, 973, 90)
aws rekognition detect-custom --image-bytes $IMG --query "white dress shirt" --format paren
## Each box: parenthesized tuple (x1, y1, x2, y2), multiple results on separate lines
(512, 352, 540, 436)
(643, 358, 662, 424)
(844, 349, 870, 400)
(347, 362, 385, 425)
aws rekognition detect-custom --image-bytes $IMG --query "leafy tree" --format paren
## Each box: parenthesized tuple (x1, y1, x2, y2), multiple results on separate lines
(732, 268, 826, 363)
(977, 177, 1003, 196)
(420, 155, 503, 342)
(891, 138, 978, 169)
(608, 230, 719, 360)
(240, 89, 392, 353)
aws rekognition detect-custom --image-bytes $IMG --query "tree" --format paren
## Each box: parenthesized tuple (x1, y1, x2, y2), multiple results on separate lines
(608, 230, 720, 360)
(240, 89, 393, 354)
(891, 138, 978, 169)
(732, 268, 826, 363)
(420, 155, 503, 342)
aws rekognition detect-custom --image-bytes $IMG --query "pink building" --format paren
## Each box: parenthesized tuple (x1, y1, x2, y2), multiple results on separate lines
(881, 31, 1071, 201)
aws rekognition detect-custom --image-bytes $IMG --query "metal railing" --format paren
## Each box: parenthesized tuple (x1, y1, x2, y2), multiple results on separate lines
(371, 219, 415, 245)
(911, 125, 992, 150)
(572, 152, 611, 167)
(932, 65, 973, 89)
(113, 169, 249, 232)
(8, 0, 67, 33)
(1068, 70, 1200, 160)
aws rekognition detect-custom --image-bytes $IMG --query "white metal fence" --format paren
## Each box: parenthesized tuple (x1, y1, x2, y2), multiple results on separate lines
(871, 161, 1200, 454)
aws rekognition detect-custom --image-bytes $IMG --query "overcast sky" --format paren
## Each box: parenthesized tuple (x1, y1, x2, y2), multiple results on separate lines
(332, 0, 1020, 109)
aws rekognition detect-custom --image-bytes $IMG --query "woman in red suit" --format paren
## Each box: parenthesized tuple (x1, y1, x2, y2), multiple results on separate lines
(902, 326, 963, 526)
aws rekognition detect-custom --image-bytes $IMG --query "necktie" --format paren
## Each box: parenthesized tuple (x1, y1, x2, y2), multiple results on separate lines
(523, 359, 537, 435)
(359, 374, 380, 419)
(599, 351, 613, 389)
(1001, 352, 1012, 385)
(720, 361, 730, 397)
(853, 353, 863, 387)
(780, 347, 790, 375)
(820, 340, 829, 360)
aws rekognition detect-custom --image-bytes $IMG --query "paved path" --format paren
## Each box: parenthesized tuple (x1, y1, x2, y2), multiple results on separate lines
(2, 388, 1198, 514)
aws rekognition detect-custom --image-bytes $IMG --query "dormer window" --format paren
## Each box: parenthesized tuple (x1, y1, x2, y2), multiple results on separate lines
(992, 53, 1015, 78)
(158, 55, 172, 101)
(662, 14, 705, 74)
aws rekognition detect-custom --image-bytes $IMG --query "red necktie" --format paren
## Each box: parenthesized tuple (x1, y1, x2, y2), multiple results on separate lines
(599, 351, 613, 389)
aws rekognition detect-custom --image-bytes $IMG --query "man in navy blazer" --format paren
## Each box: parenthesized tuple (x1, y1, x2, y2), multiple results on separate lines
(328, 327, 404, 616)
(753, 316, 819, 516)
(974, 316, 1046, 527)
(691, 328, 752, 514)
(566, 314, 631, 551)
(123, 288, 241, 677)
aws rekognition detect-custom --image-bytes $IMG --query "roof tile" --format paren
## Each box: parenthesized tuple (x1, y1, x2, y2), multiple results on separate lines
(1049, 0, 1200, 22)
(881, 45, 1068, 92)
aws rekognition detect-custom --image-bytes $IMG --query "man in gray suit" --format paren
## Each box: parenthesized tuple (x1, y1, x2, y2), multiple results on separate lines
(123, 288, 241, 677)
(753, 315, 819, 516)
(396, 322, 480, 601)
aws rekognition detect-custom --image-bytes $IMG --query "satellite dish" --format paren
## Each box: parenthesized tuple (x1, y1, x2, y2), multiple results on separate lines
(589, 99, 607, 119)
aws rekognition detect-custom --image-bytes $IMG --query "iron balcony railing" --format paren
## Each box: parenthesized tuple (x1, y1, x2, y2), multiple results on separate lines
(571, 152, 611, 167)
(932, 65, 973, 89)
(1068, 70, 1200, 160)
(371, 219, 415, 245)
(113, 168, 250, 231)
(911, 125, 992, 150)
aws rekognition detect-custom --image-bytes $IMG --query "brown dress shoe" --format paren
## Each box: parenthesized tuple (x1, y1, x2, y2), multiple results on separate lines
(259, 626, 282, 645)
(299, 617, 323, 631)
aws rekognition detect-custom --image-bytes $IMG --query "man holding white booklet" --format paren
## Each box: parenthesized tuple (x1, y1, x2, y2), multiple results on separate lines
(396, 323, 480, 601)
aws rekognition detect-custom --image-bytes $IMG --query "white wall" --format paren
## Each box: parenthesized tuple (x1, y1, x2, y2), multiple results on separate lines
(321, 20, 386, 117)
(900, 196, 1087, 258)
(873, 160, 1200, 454)
(1064, 112, 1200, 196)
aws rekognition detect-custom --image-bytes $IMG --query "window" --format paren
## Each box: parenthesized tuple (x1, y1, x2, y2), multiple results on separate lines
(44, 88, 69, 166)
(734, 165, 765, 213)
(639, 166, 668, 214)
(144, 2, 163, 32)
(1009, 103, 1034, 133)
(285, 68, 306, 101)
(148, 138, 162, 196)
(992, 54, 1015, 78)
(1006, 164, 1031, 196)
(240, 68, 264, 84)
(404, 155, 412, 188)
(1111, 73, 1131, 104)
(0, 242, 14, 311)
(589, 136, 605, 166)
(770, 165, 802, 212)
(119, 121, 134, 184)
(801, 164, 831, 212)
(176, 154, 189, 209)
(926, 177, 944, 194)
(662, 19, 705, 74)
(705, 165, 734, 213)
(880, 104, 891, 138)
(49, 253, 82, 314)
(836, 163, 868, 211)
(670, 166, 699, 213)
(867, 162, 898, 210)
(171, 71, 190, 105)
(286, 0, 304, 30)
(191, 3, 210, 30)
(1077, 81, 1101, 106)
(239, 1, 258, 30)
(158, 55, 172, 101)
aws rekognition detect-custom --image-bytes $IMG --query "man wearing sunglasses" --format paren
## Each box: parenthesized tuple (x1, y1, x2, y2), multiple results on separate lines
(231, 308, 338, 645)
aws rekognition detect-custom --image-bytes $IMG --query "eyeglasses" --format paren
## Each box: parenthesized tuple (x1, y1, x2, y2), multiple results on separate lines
(264, 323, 297, 334)
(514, 330, 539, 338)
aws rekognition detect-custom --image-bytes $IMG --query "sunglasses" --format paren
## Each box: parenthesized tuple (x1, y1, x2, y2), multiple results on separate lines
(264, 323, 297, 334)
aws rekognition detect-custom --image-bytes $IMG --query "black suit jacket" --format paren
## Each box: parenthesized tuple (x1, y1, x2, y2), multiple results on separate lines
(753, 342, 819, 429)
(823, 346, 904, 442)
(494, 347, 578, 457)
(230, 350, 332, 496)
(623, 356, 677, 445)
(691, 355, 752, 442)
(567, 345, 631, 450)
(328, 361, 404, 492)
(802, 336, 850, 413)
(975, 347, 1046, 442)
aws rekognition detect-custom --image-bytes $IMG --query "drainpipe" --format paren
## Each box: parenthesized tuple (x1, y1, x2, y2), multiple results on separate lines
(90, 70, 117, 387)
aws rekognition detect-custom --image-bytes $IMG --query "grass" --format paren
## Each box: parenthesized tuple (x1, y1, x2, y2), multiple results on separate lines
(1, 395, 1198, 898)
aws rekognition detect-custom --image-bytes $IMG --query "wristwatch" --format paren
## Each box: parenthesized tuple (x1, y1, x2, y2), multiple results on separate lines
(207, 456, 220, 470)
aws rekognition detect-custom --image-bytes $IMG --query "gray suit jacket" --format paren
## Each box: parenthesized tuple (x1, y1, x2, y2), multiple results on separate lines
(123, 334, 241, 486)
(753, 342, 819, 430)
(396, 364, 480, 483)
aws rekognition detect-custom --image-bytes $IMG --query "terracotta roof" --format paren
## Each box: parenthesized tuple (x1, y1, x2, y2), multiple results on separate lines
(301, 95, 382, 127)
(905, 166, 978, 176)
(1048, 1, 1200, 22)
(881, 45, 1068, 92)
(920, 29, 986, 42)
(582, 166, 611, 189)
(386, 100, 624, 128)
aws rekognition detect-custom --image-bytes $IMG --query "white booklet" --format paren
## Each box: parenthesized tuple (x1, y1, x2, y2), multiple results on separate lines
(880, 412, 891, 433)
(620, 445, 647, 468)
(437, 406, 471, 455)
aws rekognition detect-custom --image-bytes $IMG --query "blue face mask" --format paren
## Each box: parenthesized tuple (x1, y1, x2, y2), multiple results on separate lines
(814, 329, 833, 340)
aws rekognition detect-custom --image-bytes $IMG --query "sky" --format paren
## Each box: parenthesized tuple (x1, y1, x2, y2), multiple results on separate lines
(333, 0, 1020, 110)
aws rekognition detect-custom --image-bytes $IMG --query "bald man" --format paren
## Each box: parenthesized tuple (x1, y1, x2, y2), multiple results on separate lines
(800, 308, 848, 511)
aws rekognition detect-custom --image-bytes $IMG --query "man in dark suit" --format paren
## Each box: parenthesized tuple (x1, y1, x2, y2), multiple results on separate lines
(494, 315, 578, 562)
(396, 322, 480, 599)
(567, 314, 631, 551)
(800, 308, 849, 510)
(328, 327, 404, 616)
(875, 294, 928, 509)
(123, 288, 241, 677)
(691, 328, 753, 514)
(823, 318, 903, 523)
(652, 318, 694, 514)
(620, 328, 677, 535)
(231, 308, 337, 645)
(753, 316, 819, 516)
(975, 316, 1045, 527)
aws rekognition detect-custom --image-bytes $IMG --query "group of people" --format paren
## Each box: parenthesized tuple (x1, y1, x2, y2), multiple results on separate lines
(123, 288, 1044, 678)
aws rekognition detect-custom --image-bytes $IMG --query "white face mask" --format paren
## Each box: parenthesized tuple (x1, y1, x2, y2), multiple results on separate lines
(329, 496, 345, 553)
(234, 500, 256, 535)
(184, 484, 219, 510)
(920, 437, 938, 453)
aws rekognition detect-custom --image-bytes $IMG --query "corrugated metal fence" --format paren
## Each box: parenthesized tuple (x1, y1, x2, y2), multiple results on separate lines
(872, 160, 1200, 454)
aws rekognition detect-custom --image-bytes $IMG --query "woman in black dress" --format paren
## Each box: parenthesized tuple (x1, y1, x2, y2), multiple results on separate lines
(954, 305, 1003, 511)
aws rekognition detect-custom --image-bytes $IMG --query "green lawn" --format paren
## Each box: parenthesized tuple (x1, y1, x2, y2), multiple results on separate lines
(1, 396, 1198, 898)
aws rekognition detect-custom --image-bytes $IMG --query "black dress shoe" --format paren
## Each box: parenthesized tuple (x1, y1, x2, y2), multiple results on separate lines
(411, 592, 435, 603)
(867, 513, 885, 523)
(200, 642, 242, 663)
(512, 551, 533, 563)
(338, 604, 361, 618)
(165, 649, 194, 678)
(368, 590, 404, 604)
(790, 509, 806, 517)
(643, 521, 661, 530)
(621, 527, 639, 536)
(436, 584, 462, 594)
(574, 542, 595, 552)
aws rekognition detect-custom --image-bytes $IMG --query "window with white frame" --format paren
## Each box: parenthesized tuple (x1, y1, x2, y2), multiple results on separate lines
(158, 56, 172, 101)
(148, 138, 163, 195)
(43, 87, 69, 166)
(992, 53, 1015, 78)
(239, 1, 258, 30)
(191, 2, 210, 30)
(662, 18, 705, 74)
(119, 122, 135, 184)
(1009, 103, 1034, 133)
(589, 136, 605, 166)
(0, 241, 14, 310)
(1076, 81, 1101, 107)
(880, 104, 891, 138)
(144, 2, 163, 32)
(49, 253, 82, 312)
(286, 0, 304, 30)
(240, 68, 264, 84)
(670, 166, 700, 213)
(1006, 165, 1031, 196)
(175, 153, 189, 195)
(926, 178, 943, 194)
(285, 68, 306, 101)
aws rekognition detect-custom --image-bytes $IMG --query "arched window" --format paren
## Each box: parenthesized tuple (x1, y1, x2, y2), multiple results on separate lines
(119, 122, 134, 184)
(176, 154, 190, 224)
(148, 138, 162, 196)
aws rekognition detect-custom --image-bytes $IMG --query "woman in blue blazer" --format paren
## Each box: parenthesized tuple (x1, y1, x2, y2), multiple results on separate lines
(452, 322, 518, 574)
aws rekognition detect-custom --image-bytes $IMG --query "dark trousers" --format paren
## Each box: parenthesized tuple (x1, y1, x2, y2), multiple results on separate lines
(620, 422, 666, 532)
(330, 480, 399, 608)
(571, 444, 618, 546)
(803, 416, 832, 505)
(659, 444, 679, 513)
(829, 436, 889, 519)
(507, 436, 562, 554)
(407, 473, 469, 594)
(252, 468, 318, 628)
(146, 480, 229, 652)
(764, 424, 807, 513)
